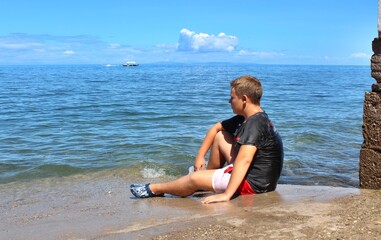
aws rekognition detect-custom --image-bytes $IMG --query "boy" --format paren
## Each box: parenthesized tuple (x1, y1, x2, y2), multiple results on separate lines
(130, 75, 283, 204)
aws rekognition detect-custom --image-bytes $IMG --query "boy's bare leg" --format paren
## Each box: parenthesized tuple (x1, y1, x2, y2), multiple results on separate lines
(150, 170, 215, 197)
(207, 131, 235, 170)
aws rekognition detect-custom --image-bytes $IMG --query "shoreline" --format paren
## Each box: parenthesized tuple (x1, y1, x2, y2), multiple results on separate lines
(1, 176, 380, 239)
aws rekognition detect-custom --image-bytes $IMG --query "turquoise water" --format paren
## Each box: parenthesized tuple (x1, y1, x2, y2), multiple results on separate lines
(0, 64, 373, 187)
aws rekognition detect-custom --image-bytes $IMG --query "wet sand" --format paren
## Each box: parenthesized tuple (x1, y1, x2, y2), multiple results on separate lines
(1, 175, 381, 240)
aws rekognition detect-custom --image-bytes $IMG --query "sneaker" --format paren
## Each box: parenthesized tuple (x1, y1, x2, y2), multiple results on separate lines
(130, 183, 162, 198)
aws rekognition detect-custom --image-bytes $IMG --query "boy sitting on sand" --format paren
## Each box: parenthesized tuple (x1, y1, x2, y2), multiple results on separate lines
(130, 75, 283, 204)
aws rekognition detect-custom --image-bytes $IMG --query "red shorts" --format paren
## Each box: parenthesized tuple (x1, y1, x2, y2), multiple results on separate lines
(212, 164, 255, 195)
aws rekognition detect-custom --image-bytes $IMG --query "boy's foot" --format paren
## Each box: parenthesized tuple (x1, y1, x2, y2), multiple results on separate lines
(130, 184, 163, 198)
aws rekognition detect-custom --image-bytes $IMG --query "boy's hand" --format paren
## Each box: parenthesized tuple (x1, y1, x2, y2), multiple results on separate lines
(201, 193, 231, 204)
(194, 157, 206, 171)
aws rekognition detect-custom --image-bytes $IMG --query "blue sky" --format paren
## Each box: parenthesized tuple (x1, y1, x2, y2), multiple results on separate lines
(0, 0, 377, 65)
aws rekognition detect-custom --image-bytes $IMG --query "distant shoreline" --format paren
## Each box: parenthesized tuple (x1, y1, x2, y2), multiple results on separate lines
(0, 62, 371, 67)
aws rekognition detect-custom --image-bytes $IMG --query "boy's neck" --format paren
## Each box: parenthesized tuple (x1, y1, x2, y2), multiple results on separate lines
(243, 105, 263, 119)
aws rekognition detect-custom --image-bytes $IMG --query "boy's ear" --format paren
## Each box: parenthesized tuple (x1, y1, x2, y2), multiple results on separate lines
(242, 95, 248, 103)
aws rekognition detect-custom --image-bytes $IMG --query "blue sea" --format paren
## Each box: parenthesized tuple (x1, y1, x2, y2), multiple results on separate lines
(0, 63, 373, 187)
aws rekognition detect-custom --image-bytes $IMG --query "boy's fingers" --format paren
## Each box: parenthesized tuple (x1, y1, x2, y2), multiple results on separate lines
(194, 164, 205, 172)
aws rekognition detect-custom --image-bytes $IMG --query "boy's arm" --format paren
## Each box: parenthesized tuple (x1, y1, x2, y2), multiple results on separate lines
(201, 145, 257, 204)
(194, 122, 224, 171)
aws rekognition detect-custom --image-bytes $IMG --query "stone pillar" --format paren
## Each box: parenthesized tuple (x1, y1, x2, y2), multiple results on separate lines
(359, 38, 381, 189)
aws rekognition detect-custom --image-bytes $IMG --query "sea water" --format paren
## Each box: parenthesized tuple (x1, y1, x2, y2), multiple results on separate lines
(0, 63, 373, 187)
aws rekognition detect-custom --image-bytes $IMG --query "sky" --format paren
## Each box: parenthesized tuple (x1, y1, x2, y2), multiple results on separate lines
(0, 0, 377, 65)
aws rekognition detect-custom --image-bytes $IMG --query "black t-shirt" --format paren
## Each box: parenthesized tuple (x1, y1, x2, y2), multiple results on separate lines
(221, 113, 283, 193)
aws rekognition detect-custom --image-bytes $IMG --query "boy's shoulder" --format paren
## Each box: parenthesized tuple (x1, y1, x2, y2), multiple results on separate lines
(246, 112, 268, 123)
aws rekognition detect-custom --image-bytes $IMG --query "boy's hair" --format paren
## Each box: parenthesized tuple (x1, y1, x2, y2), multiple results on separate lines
(230, 75, 262, 105)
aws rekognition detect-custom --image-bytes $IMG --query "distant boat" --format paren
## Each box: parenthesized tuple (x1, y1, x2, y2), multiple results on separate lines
(123, 61, 139, 67)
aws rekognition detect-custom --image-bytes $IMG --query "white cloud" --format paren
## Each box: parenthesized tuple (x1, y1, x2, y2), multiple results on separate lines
(0, 33, 143, 64)
(0, 42, 41, 49)
(1, 32, 369, 65)
(156, 43, 178, 50)
(350, 52, 370, 59)
(63, 50, 75, 55)
(177, 28, 238, 52)
(238, 50, 284, 58)
(108, 43, 121, 49)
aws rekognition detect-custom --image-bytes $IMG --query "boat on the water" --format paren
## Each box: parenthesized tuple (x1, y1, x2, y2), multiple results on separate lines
(123, 61, 139, 66)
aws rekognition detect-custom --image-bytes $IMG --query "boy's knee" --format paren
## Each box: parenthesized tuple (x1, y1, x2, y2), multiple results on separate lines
(188, 173, 198, 186)
(214, 131, 234, 146)
(214, 131, 226, 145)
(188, 172, 206, 188)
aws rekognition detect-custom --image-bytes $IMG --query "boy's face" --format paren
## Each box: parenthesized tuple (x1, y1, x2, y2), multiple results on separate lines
(229, 87, 244, 115)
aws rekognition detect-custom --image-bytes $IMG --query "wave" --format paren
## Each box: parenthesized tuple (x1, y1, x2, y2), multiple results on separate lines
(0, 163, 89, 184)
(0, 160, 189, 185)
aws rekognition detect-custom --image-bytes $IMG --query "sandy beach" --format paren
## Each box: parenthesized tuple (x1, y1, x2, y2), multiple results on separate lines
(1, 174, 380, 240)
